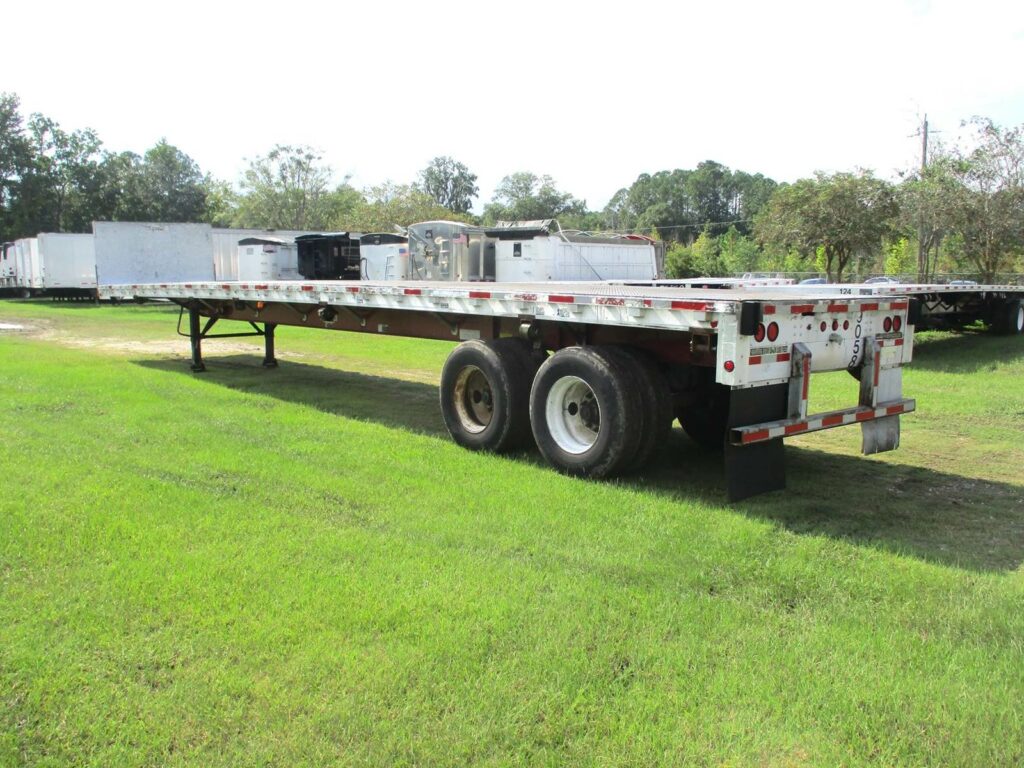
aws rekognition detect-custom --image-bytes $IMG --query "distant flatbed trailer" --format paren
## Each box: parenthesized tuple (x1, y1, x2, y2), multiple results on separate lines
(100, 279, 917, 500)
(639, 280, 1024, 335)
(821, 282, 1023, 334)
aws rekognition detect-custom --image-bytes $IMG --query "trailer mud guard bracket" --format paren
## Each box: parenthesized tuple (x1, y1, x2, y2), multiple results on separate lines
(724, 382, 788, 502)
(859, 337, 903, 454)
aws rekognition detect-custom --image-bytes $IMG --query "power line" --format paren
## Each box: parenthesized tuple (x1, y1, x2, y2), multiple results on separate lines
(620, 218, 752, 234)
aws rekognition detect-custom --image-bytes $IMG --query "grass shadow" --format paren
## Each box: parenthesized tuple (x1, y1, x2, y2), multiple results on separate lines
(629, 443, 1024, 573)
(134, 354, 1024, 574)
(135, 354, 449, 437)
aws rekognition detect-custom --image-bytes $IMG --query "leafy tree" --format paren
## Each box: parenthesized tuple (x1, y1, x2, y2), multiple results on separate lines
(345, 182, 471, 232)
(897, 166, 953, 280)
(0, 93, 34, 241)
(482, 173, 586, 224)
(885, 237, 914, 277)
(235, 145, 347, 230)
(664, 230, 722, 278)
(203, 178, 238, 228)
(754, 171, 898, 282)
(131, 139, 209, 222)
(23, 114, 104, 233)
(718, 226, 761, 274)
(943, 118, 1024, 281)
(604, 163, 777, 242)
(417, 156, 478, 214)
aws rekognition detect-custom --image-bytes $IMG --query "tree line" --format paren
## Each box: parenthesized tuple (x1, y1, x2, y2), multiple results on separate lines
(2, 91, 1022, 282)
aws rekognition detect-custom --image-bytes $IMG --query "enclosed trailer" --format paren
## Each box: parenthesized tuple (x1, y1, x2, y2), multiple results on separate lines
(398, 220, 660, 284)
(13, 238, 43, 297)
(0, 242, 15, 293)
(492, 232, 659, 282)
(211, 229, 313, 280)
(359, 233, 411, 280)
(38, 233, 96, 297)
(406, 221, 495, 281)
(296, 233, 363, 280)
(93, 222, 215, 285)
(237, 237, 300, 281)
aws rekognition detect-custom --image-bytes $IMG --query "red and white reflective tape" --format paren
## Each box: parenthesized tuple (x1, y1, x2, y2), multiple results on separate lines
(748, 352, 792, 366)
(731, 399, 916, 445)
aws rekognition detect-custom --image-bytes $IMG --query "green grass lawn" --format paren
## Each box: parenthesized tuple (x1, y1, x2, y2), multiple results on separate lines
(1, 300, 1022, 767)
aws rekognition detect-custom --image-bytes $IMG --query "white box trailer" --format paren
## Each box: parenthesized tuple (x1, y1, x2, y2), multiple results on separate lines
(38, 233, 96, 296)
(237, 237, 301, 281)
(1, 242, 15, 292)
(99, 276, 917, 500)
(400, 221, 661, 283)
(93, 222, 215, 285)
(359, 234, 411, 280)
(212, 229, 315, 280)
(494, 235, 659, 282)
(12, 238, 43, 297)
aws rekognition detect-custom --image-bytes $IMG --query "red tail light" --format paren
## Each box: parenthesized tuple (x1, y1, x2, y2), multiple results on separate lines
(754, 323, 766, 342)
(883, 317, 893, 333)
(893, 316, 902, 332)
(767, 322, 779, 342)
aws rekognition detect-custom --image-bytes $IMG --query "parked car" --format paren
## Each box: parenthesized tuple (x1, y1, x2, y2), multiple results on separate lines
(800, 277, 827, 285)
(865, 276, 900, 284)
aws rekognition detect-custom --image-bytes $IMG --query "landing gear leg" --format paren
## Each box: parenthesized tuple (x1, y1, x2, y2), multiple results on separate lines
(263, 322, 278, 368)
(189, 307, 205, 373)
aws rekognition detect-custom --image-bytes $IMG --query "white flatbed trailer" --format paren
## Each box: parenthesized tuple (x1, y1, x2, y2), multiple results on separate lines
(99, 279, 917, 500)
(642, 279, 1024, 335)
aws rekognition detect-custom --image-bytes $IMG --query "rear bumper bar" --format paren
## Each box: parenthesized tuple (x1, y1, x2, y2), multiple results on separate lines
(730, 398, 916, 446)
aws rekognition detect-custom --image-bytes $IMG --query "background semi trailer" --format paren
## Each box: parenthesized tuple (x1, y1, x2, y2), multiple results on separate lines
(38, 233, 97, 298)
(642, 278, 1024, 335)
(99, 278, 916, 500)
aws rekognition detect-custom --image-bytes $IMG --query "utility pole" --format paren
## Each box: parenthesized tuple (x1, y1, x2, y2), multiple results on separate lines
(918, 115, 928, 281)
(909, 114, 939, 281)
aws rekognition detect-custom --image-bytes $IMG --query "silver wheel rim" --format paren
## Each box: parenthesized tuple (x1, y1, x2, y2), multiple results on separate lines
(453, 365, 493, 434)
(545, 375, 600, 454)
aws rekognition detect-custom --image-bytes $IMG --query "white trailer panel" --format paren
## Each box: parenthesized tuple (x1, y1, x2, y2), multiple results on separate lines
(212, 229, 314, 280)
(495, 236, 658, 282)
(14, 238, 43, 291)
(38, 233, 96, 290)
(93, 222, 215, 285)
(237, 239, 301, 281)
(1, 243, 15, 288)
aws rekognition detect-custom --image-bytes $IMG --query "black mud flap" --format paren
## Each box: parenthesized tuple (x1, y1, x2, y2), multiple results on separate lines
(724, 383, 787, 502)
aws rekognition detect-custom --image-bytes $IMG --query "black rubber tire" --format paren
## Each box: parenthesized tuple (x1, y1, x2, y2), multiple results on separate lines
(439, 338, 536, 453)
(676, 383, 730, 450)
(999, 300, 1024, 335)
(613, 346, 673, 471)
(529, 346, 644, 478)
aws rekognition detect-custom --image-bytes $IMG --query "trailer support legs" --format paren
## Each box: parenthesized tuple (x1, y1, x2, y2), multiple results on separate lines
(188, 307, 206, 373)
(263, 323, 278, 368)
